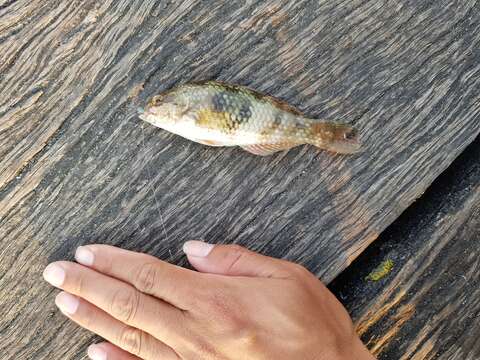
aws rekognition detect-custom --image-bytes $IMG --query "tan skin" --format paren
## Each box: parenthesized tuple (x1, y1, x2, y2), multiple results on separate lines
(43, 241, 375, 360)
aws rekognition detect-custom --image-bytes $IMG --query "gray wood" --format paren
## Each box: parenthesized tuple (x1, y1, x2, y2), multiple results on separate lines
(1, 0, 480, 358)
(331, 137, 480, 359)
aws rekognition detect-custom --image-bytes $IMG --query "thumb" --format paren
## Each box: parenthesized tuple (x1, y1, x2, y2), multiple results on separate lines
(182, 241, 288, 278)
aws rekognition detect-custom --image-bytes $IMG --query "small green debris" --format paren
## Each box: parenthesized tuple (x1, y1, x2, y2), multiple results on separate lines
(365, 259, 394, 281)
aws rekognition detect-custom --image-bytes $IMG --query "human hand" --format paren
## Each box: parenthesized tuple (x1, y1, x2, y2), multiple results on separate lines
(43, 241, 374, 360)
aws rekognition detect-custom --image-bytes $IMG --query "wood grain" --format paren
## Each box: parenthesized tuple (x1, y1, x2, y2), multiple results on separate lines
(331, 136, 480, 359)
(1, 0, 480, 358)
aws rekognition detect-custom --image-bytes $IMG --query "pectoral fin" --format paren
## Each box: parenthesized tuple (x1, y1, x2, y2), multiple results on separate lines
(240, 143, 296, 156)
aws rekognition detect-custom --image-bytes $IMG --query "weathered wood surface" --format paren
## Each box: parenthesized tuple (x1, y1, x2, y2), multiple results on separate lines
(330, 136, 480, 359)
(1, 0, 480, 358)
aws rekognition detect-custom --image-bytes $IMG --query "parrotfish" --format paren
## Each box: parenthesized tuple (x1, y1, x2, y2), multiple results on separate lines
(139, 81, 360, 156)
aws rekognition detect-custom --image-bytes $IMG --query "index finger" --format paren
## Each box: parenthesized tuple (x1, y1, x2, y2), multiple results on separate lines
(74, 244, 203, 309)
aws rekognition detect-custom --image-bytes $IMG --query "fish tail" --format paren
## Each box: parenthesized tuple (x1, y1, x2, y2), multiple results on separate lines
(309, 122, 361, 154)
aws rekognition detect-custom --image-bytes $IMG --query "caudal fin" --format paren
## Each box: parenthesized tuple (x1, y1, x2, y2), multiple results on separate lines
(310, 123, 361, 154)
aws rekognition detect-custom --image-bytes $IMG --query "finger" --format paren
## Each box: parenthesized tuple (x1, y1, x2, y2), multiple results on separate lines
(43, 261, 186, 344)
(55, 292, 180, 360)
(74, 244, 202, 308)
(182, 241, 290, 278)
(88, 342, 141, 360)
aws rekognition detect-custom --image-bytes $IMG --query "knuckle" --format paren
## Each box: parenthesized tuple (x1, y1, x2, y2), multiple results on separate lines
(191, 342, 215, 358)
(224, 245, 247, 273)
(118, 327, 144, 356)
(207, 297, 255, 344)
(198, 290, 259, 350)
(110, 288, 139, 323)
(188, 336, 219, 358)
(206, 292, 232, 315)
(133, 261, 159, 293)
(206, 292, 242, 327)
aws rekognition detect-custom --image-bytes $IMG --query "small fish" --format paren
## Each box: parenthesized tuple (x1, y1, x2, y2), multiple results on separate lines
(139, 81, 361, 156)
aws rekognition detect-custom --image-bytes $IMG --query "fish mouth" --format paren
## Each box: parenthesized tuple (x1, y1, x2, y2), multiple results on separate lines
(138, 109, 150, 123)
(138, 107, 154, 123)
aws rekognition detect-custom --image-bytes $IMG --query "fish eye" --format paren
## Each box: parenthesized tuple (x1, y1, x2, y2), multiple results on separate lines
(151, 96, 164, 106)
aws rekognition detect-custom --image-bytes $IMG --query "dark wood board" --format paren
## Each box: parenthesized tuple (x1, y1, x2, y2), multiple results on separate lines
(330, 135, 480, 359)
(1, 0, 480, 358)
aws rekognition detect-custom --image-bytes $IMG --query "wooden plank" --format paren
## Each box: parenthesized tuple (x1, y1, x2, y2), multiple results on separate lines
(0, 0, 479, 358)
(330, 136, 480, 359)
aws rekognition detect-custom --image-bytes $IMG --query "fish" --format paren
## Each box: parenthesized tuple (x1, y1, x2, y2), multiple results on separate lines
(139, 80, 361, 156)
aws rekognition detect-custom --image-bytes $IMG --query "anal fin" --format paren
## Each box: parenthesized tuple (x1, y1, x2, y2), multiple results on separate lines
(240, 143, 296, 156)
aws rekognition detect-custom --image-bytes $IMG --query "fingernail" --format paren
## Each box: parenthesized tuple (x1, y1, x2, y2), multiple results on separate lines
(75, 246, 94, 266)
(183, 240, 214, 257)
(43, 263, 65, 287)
(55, 292, 79, 315)
(87, 344, 107, 360)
